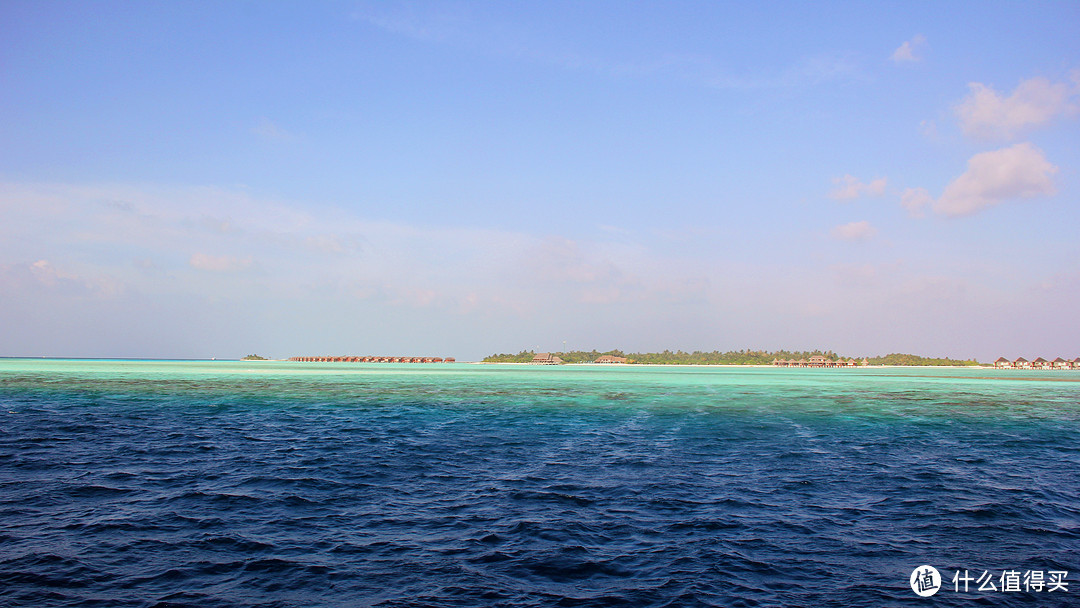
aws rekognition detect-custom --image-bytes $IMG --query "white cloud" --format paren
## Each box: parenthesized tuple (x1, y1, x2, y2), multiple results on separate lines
(901, 187, 933, 218)
(955, 73, 1080, 140)
(890, 34, 926, 63)
(830, 220, 878, 242)
(934, 143, 1058, 217)
(829, 175, 887, 200)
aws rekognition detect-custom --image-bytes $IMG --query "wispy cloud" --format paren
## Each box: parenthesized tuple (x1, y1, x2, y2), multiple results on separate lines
(189, 253, 253, 273)
(954, 72, 1080, 140)
(250, 117, 295, 142)
(352, 4, 467, 43)
(353, 5, 861, 91)
(830, 220, 878, 242)
(890, 34, 926, 63)
(0, 182, 689, 315)
(829, 175, 887, 200)
(0, 259, 121, 299)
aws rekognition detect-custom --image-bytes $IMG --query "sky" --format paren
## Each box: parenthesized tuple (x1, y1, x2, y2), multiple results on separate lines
(1, 1, 1078, 362)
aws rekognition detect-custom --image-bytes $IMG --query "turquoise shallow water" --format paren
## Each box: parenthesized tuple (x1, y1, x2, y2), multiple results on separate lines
(1, 360, 1078, 606)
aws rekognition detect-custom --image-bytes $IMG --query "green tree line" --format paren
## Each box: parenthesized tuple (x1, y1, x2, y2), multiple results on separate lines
(482, 349, 980, 366)
(866, 353, 979, 366)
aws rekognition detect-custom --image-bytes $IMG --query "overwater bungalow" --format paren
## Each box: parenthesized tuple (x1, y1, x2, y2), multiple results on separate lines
(1014, 357, 1031, 369)
(773, 356, 864, 368)
(994, 357, 1012, 368)
(1032, 357, 1050, 370)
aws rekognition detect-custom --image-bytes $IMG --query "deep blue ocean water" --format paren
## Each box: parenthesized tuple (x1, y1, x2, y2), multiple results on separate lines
(1, 360, 1078, 607)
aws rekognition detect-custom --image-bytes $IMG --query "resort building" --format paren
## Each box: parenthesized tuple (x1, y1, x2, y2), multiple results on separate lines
(594, 355, 628, 364)
(994, 357, 1013, 368)
(530, 352, 564, 365)
(1014, 357, 1031, 369)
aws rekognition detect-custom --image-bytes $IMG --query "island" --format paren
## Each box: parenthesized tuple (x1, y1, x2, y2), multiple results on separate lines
(482, 349, 981, 366)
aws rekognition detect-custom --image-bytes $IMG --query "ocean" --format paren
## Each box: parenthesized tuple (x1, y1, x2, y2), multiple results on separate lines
(1, 359, 1077, 607)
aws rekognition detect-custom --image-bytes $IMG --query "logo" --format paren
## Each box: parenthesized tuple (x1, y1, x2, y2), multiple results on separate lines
(911, 565, 941, 597)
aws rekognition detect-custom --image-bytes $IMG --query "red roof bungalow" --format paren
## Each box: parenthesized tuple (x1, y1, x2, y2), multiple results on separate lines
(1032, 357, 1050, 369)
(1052, 357, 1068, 369)
(444, 357, 455, 363)
(994, 357, 1012, 368)
(1014, 357, 1031, 369)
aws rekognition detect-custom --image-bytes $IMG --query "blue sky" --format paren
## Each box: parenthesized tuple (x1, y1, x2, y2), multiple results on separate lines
(2, 1, 1078, 361)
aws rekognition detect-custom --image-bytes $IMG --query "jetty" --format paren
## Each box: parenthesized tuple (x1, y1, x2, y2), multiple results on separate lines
(290, 356, 455, 363)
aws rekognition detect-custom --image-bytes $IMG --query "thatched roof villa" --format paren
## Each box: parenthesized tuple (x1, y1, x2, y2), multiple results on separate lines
(530, 352, 564, 365)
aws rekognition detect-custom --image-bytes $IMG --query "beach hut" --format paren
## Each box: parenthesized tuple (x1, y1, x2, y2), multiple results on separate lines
(1052, 357, 1068, 370)
(1032, 357, 1050, 369)
(994, 357, 1012, 368)
(1014, 357, 1031, 369)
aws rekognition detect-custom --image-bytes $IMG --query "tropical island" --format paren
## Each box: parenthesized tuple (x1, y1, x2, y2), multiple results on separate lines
(241, 354, 269, 361)
(482, 349, 981, 366)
